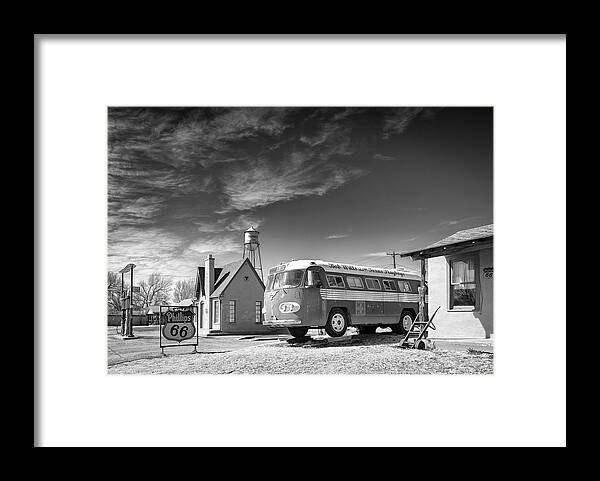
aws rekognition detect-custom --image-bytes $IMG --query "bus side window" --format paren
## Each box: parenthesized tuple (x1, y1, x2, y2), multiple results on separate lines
(347, 276, 364, 289)
(326, 275, 345, 288)
(398, 281, 412, 292)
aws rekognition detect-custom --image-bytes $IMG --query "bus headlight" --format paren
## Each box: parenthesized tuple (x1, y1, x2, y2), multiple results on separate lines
(279, 302, 300, 313)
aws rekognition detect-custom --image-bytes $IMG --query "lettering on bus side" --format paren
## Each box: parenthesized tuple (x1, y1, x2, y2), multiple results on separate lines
(366, 302, 384, 315)
(356, 300, 366, 316)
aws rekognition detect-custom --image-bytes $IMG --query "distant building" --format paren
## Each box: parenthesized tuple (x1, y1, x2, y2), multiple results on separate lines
(401, 224, 493, 339)
(146, 305, 162, 324)
(195, 255, 283, 334)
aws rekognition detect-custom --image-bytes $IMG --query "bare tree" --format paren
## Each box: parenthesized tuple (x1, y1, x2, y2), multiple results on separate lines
(107, 271, 122, 313)
(137, 273, 172, 308)
(172, 279, 195, 303)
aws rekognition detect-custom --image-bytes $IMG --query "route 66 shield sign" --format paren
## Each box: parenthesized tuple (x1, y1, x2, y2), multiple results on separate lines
(162, 309, 196, 342)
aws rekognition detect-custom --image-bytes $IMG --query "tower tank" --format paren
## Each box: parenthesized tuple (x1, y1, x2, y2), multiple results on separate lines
(244, 227, 260, 251)
(242, 227, 263, 281)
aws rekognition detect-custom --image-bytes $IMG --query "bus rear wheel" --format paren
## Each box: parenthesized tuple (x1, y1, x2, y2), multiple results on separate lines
(391, 311, 414, 335)
(288, 327, 309, 338)
(325, 308, 348, 337)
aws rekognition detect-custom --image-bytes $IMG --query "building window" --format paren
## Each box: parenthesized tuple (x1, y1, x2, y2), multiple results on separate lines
(365, 278, 381, 290)
(382, 279, 396, 291)
(212, 300, 220, 325)
(326, 275, 345, 288)
(449, 255, 478, 309)
(255, 301, 262, 323)
(398, 280, 412, 293)
(346, 276, 364, 289)
(229, 300, 236, 323)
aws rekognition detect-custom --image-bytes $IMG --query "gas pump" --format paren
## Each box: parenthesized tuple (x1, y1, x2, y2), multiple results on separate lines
(119, 263, 136, 339)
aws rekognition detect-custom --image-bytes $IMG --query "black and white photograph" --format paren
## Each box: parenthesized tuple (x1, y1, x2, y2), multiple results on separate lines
(107, 106, 494, 374)
(35, 35, 566, 447)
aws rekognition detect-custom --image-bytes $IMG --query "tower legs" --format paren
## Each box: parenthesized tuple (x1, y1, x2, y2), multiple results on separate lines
(242, 245, 264, 282)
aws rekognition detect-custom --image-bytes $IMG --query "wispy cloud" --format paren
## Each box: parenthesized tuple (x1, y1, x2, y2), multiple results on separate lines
(108, 107, 439, 277)
(429, 216, 488, 234)
(438, 216, 485, 228)
(373, 153, 395, 161)
(325, 234, 349, 239)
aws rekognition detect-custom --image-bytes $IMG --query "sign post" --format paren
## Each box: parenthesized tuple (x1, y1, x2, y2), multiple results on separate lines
(159, 305, 199, 355)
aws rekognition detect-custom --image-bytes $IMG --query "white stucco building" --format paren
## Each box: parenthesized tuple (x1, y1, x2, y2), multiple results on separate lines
(401, 224, 493, 339)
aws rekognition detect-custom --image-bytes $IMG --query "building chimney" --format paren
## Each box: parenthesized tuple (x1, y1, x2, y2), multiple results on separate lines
(204, 254, 215, 297)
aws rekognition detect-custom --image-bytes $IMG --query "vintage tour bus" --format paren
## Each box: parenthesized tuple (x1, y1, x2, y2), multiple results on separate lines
(262, 259, 423, 338)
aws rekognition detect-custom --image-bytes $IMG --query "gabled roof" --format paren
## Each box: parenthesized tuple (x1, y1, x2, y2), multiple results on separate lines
(213, 259, 243, 290)
(401, 224, 493, 259)
(210, 257, 264, 298)
(195, 266, 223, 299)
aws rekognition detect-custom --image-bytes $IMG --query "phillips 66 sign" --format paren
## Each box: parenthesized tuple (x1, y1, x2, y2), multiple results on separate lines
(162, 309, 196, 343)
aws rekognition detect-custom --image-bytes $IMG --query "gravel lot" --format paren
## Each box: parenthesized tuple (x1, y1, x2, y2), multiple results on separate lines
(108, 334, 493, 375)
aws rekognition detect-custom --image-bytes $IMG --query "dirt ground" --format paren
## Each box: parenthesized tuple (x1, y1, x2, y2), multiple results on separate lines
(108, 333, 493, 375)
(107, 325, 288, 366)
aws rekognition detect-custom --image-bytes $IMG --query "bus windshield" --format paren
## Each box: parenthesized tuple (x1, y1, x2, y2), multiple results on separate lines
(273, 270, 304, 289)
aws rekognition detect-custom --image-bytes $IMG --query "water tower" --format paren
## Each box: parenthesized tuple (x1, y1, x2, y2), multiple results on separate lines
(242, 226, 263, 281)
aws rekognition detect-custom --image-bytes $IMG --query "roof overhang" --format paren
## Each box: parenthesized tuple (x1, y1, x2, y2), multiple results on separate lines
(401, 237, 493, 260)
(119, 263, 136, 273)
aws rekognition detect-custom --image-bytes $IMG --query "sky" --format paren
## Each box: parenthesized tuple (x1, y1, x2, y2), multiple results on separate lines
(108, 107, 493, 281)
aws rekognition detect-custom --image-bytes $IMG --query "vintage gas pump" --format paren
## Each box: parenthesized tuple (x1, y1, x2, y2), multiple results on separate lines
(119, 263, 136, 339)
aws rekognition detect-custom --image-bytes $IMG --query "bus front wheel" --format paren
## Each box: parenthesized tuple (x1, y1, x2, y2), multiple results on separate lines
(325, 308, 348, 337)
(288, 327, 309, 338)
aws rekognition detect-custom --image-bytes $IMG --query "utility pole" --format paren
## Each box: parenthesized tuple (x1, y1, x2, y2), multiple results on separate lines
(386, 251, 399, 269)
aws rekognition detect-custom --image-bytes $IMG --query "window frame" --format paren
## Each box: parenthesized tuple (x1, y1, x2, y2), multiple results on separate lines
(398, 280, 412, 293)
(228, 300, 236, 323)
(326, 274, 346, 289)
(255, 301, 262, 324)
(212, 299, 220, 326)
(365, 278, 382, 290)
(382, 279, 396, 291)
(304, 268, 323, 288)
(273, 269, 304, 289)
(448, 252, 480, 311)
(346, 276, 364, 289)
